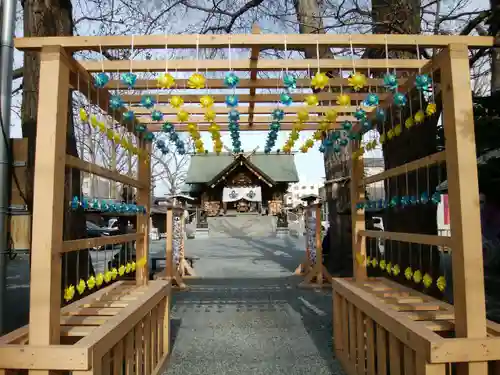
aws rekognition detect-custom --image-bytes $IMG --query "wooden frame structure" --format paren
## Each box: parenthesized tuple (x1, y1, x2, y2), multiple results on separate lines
(1, 32, 494, 375)
(295, 202, 332, 288)
(333, 43, 500, 375)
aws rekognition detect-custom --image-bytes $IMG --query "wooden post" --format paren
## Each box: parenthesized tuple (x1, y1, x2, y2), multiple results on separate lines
(28, 46, 70, 352)
(299, 202, 332, 288)
(165, 209, 174, 279)
(440, 44, 487, 375)
(350, 140, 367, 281)
(136, 142, 151, 286)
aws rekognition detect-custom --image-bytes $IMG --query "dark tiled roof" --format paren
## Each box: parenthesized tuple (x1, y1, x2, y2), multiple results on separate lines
(185, 152, 299, 184)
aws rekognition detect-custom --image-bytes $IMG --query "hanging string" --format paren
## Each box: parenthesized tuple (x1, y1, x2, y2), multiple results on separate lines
(284, 35, 288, 74)
(195, 34, 200, 73)
(339, 67, 343, 94)
(416, 41, 423, 109)
(384, 35, 390, 75)
(228, 35, 232, 71)
(130, 35, 135, 74)
(349, 36, 356, 74)
(316, 38, 320, 73)
(98, 44, 105, 73)
(165, 35, 169, 73)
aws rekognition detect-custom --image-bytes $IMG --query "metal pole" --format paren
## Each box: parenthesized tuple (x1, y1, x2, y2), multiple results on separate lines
(0, 0, 18, 334)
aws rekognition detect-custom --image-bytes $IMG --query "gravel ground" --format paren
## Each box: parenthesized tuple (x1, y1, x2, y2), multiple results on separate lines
(160, 235, 345, 375)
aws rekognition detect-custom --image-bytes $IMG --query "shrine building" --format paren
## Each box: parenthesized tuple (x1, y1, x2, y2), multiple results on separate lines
(182, 152, 299, 216)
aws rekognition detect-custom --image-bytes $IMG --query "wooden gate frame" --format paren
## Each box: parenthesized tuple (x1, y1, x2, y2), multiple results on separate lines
(333, 43, 500, 375)
(1, 32, 494, 375)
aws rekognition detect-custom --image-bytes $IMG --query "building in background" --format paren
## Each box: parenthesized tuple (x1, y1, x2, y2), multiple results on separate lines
(284, 182, 323, 208)
(364, 158, 385, 200)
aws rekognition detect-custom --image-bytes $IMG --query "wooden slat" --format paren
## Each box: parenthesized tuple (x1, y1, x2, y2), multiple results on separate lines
(125, 331, 135, 375)
(135, 321, 144, 375)
(389, 334, 402, 375)
(62, 232, 141, 253)
(61, 326, 95, 337)
(376, 325, 387, 375)
(404, 346, 415, 375)
(362, 151, 447, 186)
(333, 292, 344, 356)
(66, 155, 144, 188)
(332, 278, 444, 358)
(366, 318, 376, 375)
(0, 345, 90, 370)
(356, 308, 366, 375)
(143, 314, 152, 375)
(133, 104, 369, 115)
(63, 232, 141, 253)
(348, 302, 357, 362)
(14, 33, 494, 51)
(122, 91, 391, 103)
(61, 316, 111, 326)
(341, 296, 350, 361)
(145, 118, 356, 132)
(112, 340, 124, 375)
(66, 307, 123, 316)
(358, 230, 452, 247)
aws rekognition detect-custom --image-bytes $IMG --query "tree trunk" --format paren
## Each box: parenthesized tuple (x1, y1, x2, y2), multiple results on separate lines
(367, 0, 442, 294)
(21, 0, 93, 300)
(491, 0, 500, 93)
(294, 0, 353, 275)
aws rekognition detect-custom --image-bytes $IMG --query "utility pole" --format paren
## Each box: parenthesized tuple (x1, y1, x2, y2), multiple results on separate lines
(0, 0, 18, 333)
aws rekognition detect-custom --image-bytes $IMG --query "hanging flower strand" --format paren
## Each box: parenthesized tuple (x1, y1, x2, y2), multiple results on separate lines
(188, 35, 206, 89)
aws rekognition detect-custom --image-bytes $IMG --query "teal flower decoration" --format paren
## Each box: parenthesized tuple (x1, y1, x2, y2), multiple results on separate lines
(151, 110, 163, 122)
(162, 122, 174, 133)
(272, 109, 285, 121)
(94, 73, 110, 88)
(353, 108, 367, 120)
(109, 95, 124, 110)
(364, 93, 379, 106)
(224, 72, 240, 88)
(225, 95, 239, 107)
(121, 72, 137, 88)
(383, 73, 398, 91)
(228, 110, 240, 121)
(135, 124, 147, 133)
(140, 95, 155, 109)
(393, 92, 407, 107)
(415, 74, 431, 91)
(280, 92, 293, 106)
(283, 74, 297, 89)
(123, 111, 135, 122)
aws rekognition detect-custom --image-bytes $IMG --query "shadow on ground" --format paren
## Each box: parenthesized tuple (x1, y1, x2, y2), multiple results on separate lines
(164, 276, 344, 375)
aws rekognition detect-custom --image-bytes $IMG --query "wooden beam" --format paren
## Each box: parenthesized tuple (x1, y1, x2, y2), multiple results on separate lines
(361, 151, 447, 185)
(80, 58, 427, 73)
(136, 141, 151, 286)
(351, 141, 367, 281)
(122, 92, 390, 104)
(131, 105, 370, 115)
(440, 44, 487, 375)
(28, 45, 69, 350)
(14, 34, 494, 51)
(62, 233, 142, 253)
(359, 230, 452, 247)
(65, 155, 145, 188)
(248, 25, 261, 128)
(145, 119, 355, 132)
(112, 78, 402, 90)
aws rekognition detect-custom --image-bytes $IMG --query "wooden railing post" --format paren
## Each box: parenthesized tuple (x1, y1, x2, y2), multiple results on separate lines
(136, 142, 151, 286)
(28, 46, 70, 351)
(350, 140, 367, 281)
(440, 43, 487, 375)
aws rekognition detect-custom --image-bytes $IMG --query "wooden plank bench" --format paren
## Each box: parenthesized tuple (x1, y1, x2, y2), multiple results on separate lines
(0, 280, 172, 374)
(332, 277, 500, 375)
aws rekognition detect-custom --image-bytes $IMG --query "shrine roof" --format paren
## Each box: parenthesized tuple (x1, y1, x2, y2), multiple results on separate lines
(185, 152, 299, 184)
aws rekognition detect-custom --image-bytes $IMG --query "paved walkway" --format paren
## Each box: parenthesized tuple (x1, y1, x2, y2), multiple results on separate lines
(157, 235, 345, 375)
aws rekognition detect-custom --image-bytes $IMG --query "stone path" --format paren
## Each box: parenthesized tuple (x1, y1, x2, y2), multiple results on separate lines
(161, 236, 345, 375)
